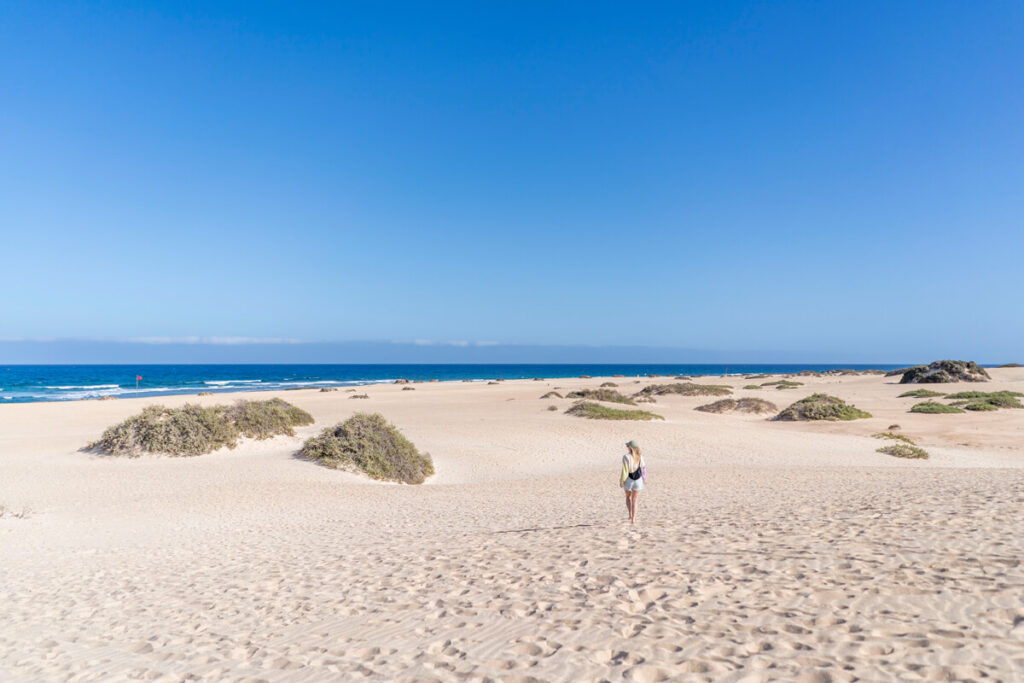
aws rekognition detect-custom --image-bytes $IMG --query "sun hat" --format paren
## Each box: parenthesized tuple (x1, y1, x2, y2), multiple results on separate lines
(626, 440, 639, 449)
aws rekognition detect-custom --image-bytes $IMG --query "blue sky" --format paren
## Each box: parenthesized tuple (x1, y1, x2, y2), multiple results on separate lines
(1, 1, 1022, 362)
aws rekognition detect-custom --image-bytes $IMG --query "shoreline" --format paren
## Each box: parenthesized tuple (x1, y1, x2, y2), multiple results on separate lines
(0, 363, 908, 404)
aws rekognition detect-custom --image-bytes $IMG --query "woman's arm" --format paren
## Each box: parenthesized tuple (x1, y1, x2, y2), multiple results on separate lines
(619, 456, 628, 485)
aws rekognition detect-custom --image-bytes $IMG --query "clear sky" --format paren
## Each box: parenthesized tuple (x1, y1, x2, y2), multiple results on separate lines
(2, 1, 1022, 362)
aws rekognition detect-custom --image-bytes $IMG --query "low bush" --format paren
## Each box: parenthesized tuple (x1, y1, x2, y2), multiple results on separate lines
(299, 413, 433, 484)
(899, 360, 990, 384)
(600, 382, 618, 387)
(227, 398, 315, 439)
(540, 391, 563, 399)
(565, 401, 663, 421)
(350, 393, 370, 399)
(910, 401, 964, 414)
(945, 391, 1023, 410)
(873, 432, 915, 444)
(997, 363, 1022, 368)
(696, 398, 777, 414)
(773, 394, 872, 421)
(898, 389, 946, 398)
(547, 405, 558, 411)
(565, 388, 636, 405)
(89, 399, 314, 457)
(762, 380, 803, 390)
(877, 444, 929, 459)
(743, 384, 761, 390)
(635, 383, 732, 398)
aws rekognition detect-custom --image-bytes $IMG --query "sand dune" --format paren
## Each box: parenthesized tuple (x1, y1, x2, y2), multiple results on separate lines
(1, 370, 1023, 680)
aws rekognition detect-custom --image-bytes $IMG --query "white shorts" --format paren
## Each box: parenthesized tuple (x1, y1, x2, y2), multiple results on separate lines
(623, 477, 644, 492)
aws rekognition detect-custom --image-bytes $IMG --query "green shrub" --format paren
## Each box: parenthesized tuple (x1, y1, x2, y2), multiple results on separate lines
(635, 383, 732, 398)
(961, 401, 1000, 411)
(761, 380, 803, 390)
(299, 413, 434, 484)
(773, 394, 872, 421)
(743, 384, 761, 390)
(945, 391, 1023, 410)
(910, 401, 965, 414)
(89, 399, 314, 457)
(899, 360, 990, 384)
(877, 444, 929, 459)
(600, 382, 618, 387)
(227, 398, 314, 439)
(566, 401, 663, 421)
(696, 398, 777, 414)
(898, 389, 946, 398)
(565, 388, 636, 404)
(873, 432, 915, 444)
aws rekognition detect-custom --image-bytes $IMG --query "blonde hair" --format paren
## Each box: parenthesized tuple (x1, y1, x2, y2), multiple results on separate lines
(627, 444, 642, 469)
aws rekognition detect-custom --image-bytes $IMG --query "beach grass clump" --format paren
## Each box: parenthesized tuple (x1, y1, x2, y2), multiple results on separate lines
(636, 383, 732, 398)
(89, 399, 314, 457)
(946, 391, 1023, 411)
(299, 413, 434, 484)
(600, 381, 618, 387)
(762, 380, 803, 390)
(910, 401, 965, 414)
(547, 405, 558, 411)
(877, 444, 929, 459)
(873, 432, 915, 445)
(540, 391, 563, 399)
(565, 388, 636, 405)
(742, 384, 762, 390)
(898, 389, 946, 398)
(773, 394, 872, 421)
(696, 398, 777, 415)
(997, 363, 1022, 368)
(566, 401, 663, 421)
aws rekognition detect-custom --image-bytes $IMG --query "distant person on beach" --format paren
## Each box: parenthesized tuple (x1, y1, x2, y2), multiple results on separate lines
(619, 440, 646, 524)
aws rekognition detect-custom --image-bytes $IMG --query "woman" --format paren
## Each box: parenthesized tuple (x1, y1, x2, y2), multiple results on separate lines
(619, 440, 646, 524)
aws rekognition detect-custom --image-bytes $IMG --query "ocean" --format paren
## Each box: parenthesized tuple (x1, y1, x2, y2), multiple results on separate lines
(0, 364, 906, 404)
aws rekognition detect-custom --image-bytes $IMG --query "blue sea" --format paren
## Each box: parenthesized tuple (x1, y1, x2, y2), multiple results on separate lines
(0, 364, 907, 404)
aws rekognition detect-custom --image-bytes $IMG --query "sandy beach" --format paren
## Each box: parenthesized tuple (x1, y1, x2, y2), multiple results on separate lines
(2, 370, 1023, 681)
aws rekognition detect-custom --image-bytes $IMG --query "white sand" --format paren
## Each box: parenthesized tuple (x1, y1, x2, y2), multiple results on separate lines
(2, 370, 1023, 681)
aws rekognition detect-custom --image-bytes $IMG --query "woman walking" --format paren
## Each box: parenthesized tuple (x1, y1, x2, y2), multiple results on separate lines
(619, 440, 646, 524)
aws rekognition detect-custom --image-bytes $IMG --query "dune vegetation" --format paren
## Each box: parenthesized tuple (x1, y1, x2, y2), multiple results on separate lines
(299, 413, 434, 484)
(910, 401, 965, 414)
(873, 432, 915, 445)
(761, 380, 803, 390)
(540, 391, 563, 399)
(946, 391, 1023, 411)
(696, 398, 777, 415)
(566, 401, 663, 421)
(565, 388, 636, 405)
(773, 394, 871, 421)
(898, 389, 946, 398)
(635, 383, 732, 398)
(877, 443, 929, 459)
(898, 360, 990, 384)
(89, 399, 314, 457)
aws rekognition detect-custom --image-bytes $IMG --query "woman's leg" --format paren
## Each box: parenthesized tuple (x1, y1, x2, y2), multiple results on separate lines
(631, 491, 639, 523)
(628, 491, 637, 524)
(625, 489, 632, 516)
